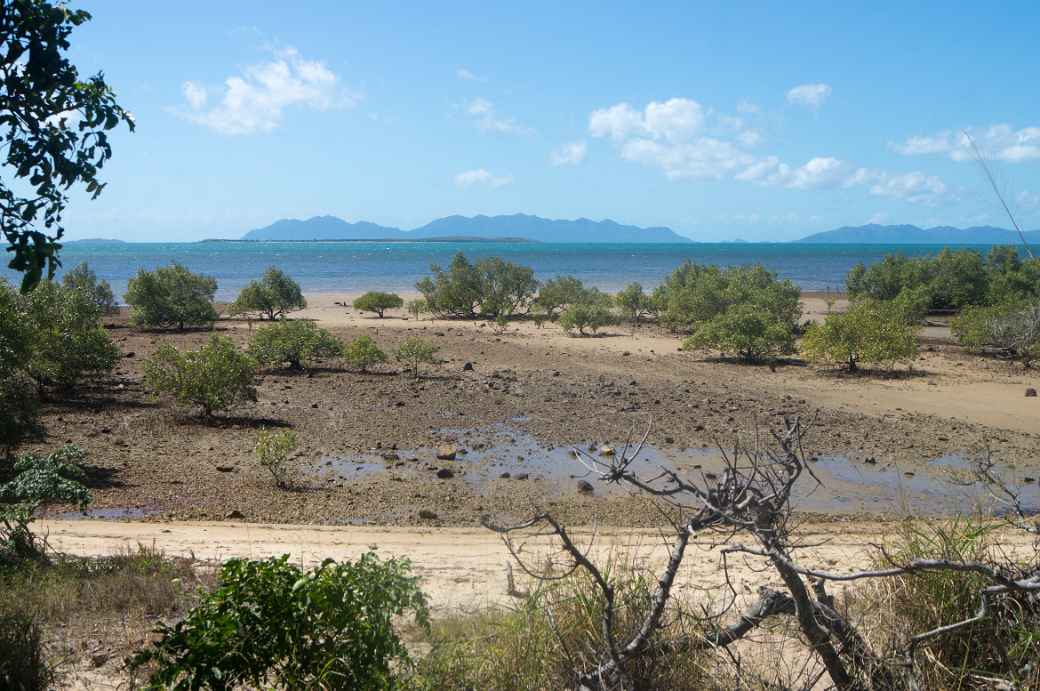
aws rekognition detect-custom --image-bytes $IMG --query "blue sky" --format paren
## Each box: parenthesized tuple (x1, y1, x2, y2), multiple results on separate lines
(60, 1, 1040, 241)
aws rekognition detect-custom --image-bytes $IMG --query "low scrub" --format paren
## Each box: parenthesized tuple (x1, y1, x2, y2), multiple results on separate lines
(143, 335, 257, 416)
(61, 262, 117, 315)
(255, 428, 297, 489)
(343, 334, 387, 372)
(125, 263, 218, 330)
(408, 556, 717, 690)
(559, 290, 616, 336)
(0, 610, 54, 691)
(801, 298, 919, 371)
(683, 303, 794, 362)
(534, 275, 587, 319)
(396, 337, 439, 378)
(417, 253, 537, 319)
(229, 266, 306, 320)
(952, 301, 1040, 364)
(616, 282, 656, 323)
(353, 291, 404, 318)
(130, 553, 429, 690)
(248, 319, 343, 371)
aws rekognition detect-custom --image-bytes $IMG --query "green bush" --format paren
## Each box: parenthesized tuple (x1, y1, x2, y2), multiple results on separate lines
(20, 281, 121, 391)
(143, 335, 257, 416)
(408, 556, 714, 690)
(254, 428, 297, 489)
(248, 320, 343, 371)
(129, 553, 429, 690)
(534, 275, 587, 319)
(653, 262, 801, 334)
(1, 445, 91, 565)
(615, 282, 655, 323)
(353, 291, 404, 318)
(417, 253, 537, 319)
(952, 301, 1040, 364)
(0, 611, 55, 691)
(559, 291, 615, 336)
(0, 282, 37, 451)
(61, 262, 117, 314)
(228, 266, 306, 320)
(801, 299, 919, 371)
(125, 263, 218, 330)
(395, 337, 439, 378)
(343, 335, 387, 372)
(683, 303, 795, 362)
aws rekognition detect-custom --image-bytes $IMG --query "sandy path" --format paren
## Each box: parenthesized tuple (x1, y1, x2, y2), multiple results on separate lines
(40, 518, 1037, 614)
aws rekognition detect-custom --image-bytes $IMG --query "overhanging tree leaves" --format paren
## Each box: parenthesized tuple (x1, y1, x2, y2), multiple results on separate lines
(1, 1, 133, 291)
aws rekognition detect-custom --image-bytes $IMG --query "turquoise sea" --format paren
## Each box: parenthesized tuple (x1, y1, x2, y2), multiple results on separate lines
(2, 241, 1015, 301)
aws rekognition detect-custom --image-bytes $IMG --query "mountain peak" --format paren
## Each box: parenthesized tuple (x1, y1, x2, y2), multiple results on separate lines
(797, 224, 1040, 245)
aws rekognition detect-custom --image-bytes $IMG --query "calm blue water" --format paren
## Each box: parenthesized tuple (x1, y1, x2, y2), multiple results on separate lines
(1, 241, 1011, 301)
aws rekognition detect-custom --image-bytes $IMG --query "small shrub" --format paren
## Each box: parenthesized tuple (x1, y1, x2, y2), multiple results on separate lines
(255, 428, 297, 489)
(228, 266, 306, 320)
(125, 263, 218, 330)
(343, 335, 387, 372)
(143, 335, 257, 416)
(801, 299, 919, 371)
(353, 291, 404, 318)
(248, 320, 343, 371)
(616, 282, 655, 323)
(952, 301, 1040, 365)
(406, 298, 428, 321)
(0, 611, 55, 691)
(559, 295, 615, 336)
(417, 253, 537, 319)
(534, 276, 587, 319)
(0, 283, 37, 451)
(61, 261, 117, 314)
(129, 553, 429, 690)
(20, 281, 121, 391)
(683, 304, 795, 362)
(395, 337, 439, 378)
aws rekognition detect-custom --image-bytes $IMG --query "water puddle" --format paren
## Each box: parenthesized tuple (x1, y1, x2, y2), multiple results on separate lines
(58, 507, 158, 520)
(315, 424, 1040, 515)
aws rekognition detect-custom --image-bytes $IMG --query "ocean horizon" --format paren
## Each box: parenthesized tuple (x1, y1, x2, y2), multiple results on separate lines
(2, 240, 1020, 301)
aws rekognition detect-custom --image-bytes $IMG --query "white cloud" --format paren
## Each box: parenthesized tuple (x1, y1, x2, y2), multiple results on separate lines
(867, 171, 948, 205)
(178, 47, 360, 135)
(182, 81, 207, 110)
(464, 98, 532, 135)
(456, 67, 486, 82)
(454, 168, 513, 188)
(786, 83, 832, 110)
(737, 156, 848, 189)
(1018, 190, 1040, 211)
(620, 137, 753, 180)
(892, 124, 1040, 162)
(588, 98, 704, 142)
(736, 100, 760, 115)
(550, 140, 587, 166)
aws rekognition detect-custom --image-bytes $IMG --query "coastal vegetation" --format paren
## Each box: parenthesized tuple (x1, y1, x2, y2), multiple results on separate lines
(248, 320, 343, 371)
(254, 428, 298, 490)
(558, 288, 616, 335)
(143, 336, 257, 417)
(353, 290, 404, 318)
(417, 252, 538, 319)
(802, 298, 919, 371)
(61, 263, 118, 315)
(343, 334, 388, 372)
(125, 263, 219, 330)
(228, 267, 306, 320)
(395, 336, 440, 378)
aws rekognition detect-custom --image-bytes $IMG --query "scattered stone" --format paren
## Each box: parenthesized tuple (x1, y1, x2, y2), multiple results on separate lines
(1026, 387, 1037, 398)
(1024, 477, 1036, 484)
(419, 509, 438, 520)
(216, 465, 235, 473)
(864, 457, 877, 465)
(903, 471, 915, 478)
(225, 510, 245, 520)
(436, 467, 455, 479)
(599, 446, 616, 457)
(576, 480, 594, 494)
(499, 472, 511, 479)
(515, 473, 529, 480)
(90, 652, 110, 668)
(436, 446, 458, 460)
(463, 362, 474, 371)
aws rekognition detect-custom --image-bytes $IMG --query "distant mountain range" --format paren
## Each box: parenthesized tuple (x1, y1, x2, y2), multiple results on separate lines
(797, 224, 1040, 244)
(242, 214, 690, 243)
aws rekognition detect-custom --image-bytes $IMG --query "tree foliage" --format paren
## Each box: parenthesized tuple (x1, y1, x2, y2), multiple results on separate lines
(248, 320, 343, 371)
(61, 261, 116, 314)
(683, 304, 795, 362)
(342, 335, 387, 372)
(533, 275, 587, 319)
(395, 337, 439, 378)
(801, 298, 919, 371)
(559, 289, 615, 336)
(228, 267, 306, 320)
(0, 1, 134, 291)
(125, 263, 218, 330)
(254, 428, 297, 489)
(417, 253, 537, 319)
(353, 291, 404, 318)
(129, 553, 429, 691)
(615, 282, 655, 323)
(19, 280, 120, 390)
(0, 281, 37, 451)
(143, 335, 257, 416)
(952, 301, 1040, 365)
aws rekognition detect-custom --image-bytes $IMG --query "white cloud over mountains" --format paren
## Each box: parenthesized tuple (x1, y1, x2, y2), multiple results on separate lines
(785, 83, 832, 110)
(891, 124, 1040, 162)
(588, 96, 951, 206)
(179, 47, 361, 135)
(454, 168, 513, 188)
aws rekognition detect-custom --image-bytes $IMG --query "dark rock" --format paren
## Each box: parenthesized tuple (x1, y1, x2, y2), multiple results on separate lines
(225, 510, 245, 520)
(576, 480, 594, 494)
(419, 509, 438, 520)
(436, 467, 455, 479)
(499, 472, 511, 479)
(462, 362, 474, 371)
(515, 473, 529, 480)
(216, 465, 235, 473)
(1026, 387, 1038, 398)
